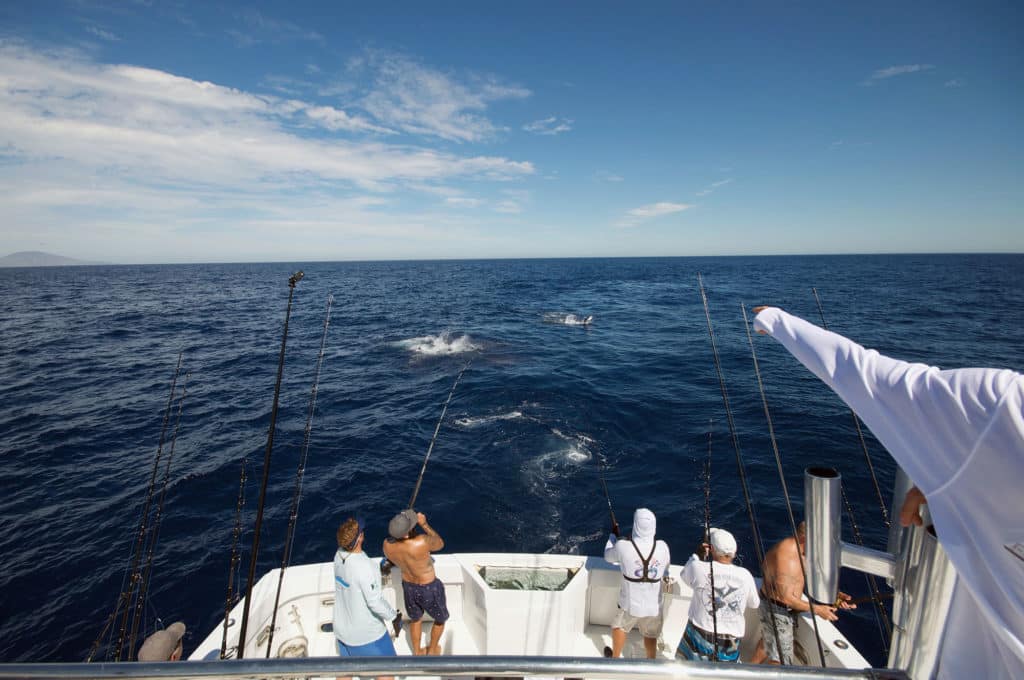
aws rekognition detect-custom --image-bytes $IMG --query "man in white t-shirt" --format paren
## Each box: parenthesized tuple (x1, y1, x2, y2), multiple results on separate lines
(753, 305, 1024, 679)
(602, 508, 671, 658)
(676, 528, 759, 662)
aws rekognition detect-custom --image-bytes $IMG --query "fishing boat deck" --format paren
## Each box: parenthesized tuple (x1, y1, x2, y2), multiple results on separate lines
(191, 553, 868, 674)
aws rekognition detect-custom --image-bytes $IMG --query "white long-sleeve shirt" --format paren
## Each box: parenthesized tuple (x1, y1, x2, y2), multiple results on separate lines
(754, 307, 1024, 679)
(682, 554, 760, 638)
(604, 534, 671, 617)
(333, 549, 396, 647)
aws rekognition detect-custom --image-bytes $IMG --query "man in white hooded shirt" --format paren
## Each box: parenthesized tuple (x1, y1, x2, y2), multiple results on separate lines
(677, 528, 759, 662)
(753, 305, 1024, 679)
(603, 508, 671, 658)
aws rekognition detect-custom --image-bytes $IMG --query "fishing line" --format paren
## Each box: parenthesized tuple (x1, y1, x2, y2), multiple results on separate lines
(236, 270, 303, 660)
(407, 360, 472, 509)
(266, 294, 334, 658)
(596, 454, 618, 534)
(841, 481, 892, 652)
(703, 421, 719, 661)
(129, 373, 191, 658)
(811, 288, 890, 528)
(741, 303, 827, 667)
(695, 274, 784, 661)
(89, 353, 182, 662)
(811, 288, 893, 651)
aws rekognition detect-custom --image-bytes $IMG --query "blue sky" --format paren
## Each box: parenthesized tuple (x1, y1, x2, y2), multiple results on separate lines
(1, 1, 1021, 263)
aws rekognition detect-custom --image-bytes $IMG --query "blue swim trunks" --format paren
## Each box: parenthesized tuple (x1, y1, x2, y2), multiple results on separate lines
(336, 632, 396, 657)
(402, 579, 449, 623)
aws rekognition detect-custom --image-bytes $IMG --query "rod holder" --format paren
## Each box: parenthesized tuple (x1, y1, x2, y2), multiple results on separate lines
(888, 524, 958, 679)
(804, 466, 842, 604)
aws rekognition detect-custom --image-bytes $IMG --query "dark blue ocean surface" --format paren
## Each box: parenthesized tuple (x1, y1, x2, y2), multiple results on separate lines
(1, 255, 1021, 665)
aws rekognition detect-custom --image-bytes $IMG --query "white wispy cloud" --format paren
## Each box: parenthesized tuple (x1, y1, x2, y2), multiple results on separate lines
(445, 196, 483, 208)
(352, 51, 531, 142)
(85, 25, 120, 42)
(0, 43, 535, 260)
(695, 177, 733, 197)
(523, 116, 573, 135)
(862, 64, 934, 86)
(595, 170, 624, 182)
(228, 9, 324, 47)
(945, 78, 966, 88)
(615, 201, 692, 228)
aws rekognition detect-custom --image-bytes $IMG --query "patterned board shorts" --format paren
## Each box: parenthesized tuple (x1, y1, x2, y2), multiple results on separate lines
(675, 621, 740, 662)
(758, 599, 798, 664)
(402, 578, 450, 623)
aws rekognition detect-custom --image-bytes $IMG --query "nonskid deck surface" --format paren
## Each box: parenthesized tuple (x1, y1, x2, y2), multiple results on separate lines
(191, 553, 868, 673)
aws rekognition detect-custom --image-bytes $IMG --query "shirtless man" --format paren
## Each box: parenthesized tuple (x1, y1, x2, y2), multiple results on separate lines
(382, 509, 448, 655)
(752, 522, 854, 664)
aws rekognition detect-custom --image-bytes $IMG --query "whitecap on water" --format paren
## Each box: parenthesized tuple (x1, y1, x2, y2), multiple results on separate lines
(394, 331, 480, 356)
(453, 411, 524, 428)
(542, 312, 594, 326)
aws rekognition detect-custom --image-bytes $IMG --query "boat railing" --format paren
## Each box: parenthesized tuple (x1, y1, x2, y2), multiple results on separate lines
(0, 656, 908, 680)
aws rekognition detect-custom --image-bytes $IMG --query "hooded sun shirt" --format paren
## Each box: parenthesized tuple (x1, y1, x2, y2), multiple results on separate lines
(604, 508, 671, 618)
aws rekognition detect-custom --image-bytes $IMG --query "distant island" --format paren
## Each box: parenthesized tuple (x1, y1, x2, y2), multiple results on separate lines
(0, 251, 104, 267)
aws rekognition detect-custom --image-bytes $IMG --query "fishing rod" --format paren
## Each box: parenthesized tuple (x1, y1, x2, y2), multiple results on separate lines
(597, 456, 618, 535)
(811, 288, 890, 528)
(89, 354, 182, 662)
(129, 373, 191, 658)
(236, 270, 303, 660)
(265, 294, 334, 658)
(810, 289, 894, 651)
(741, 303, 827, 668)
(695, 274, 785, 663)
(407, 360, 472, 510)
(220, 457, 247, 659)
(703, 421, 719, 662)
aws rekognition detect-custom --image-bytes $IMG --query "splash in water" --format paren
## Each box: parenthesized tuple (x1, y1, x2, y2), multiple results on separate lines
(394, 332, 480, 356)
(543, 312, 594, 326)
(453, 411, 524, 428)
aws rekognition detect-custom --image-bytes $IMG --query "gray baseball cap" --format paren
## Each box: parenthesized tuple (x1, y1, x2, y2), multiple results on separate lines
(388, 509, 418, 539)
(138, 621, 185, 661)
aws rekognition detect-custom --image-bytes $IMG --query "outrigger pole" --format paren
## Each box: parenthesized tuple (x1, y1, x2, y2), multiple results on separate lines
(236, 270, 303, 660)
(408, 360, 471, 510)
(265, 294, 334, 658)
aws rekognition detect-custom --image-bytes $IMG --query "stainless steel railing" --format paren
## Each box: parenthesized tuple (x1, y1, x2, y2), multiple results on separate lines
(0, 656, 908, 680)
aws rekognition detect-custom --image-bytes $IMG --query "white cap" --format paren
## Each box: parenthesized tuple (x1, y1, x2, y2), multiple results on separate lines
(633, 508, 656, 539)
(709, 527, 736, 556)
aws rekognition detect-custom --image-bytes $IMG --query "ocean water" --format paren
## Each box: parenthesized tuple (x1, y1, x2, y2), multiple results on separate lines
(0, 255, 1021, 666)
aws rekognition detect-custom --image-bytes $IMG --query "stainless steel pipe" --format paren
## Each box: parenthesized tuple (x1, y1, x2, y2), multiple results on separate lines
(804, 466, 842, 604)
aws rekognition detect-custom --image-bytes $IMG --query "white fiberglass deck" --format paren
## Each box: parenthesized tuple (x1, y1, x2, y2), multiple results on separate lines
(191, 553, 868, 671)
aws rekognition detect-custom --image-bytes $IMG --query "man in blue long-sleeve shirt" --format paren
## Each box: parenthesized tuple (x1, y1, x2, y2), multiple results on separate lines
(334, 517, 401, 678)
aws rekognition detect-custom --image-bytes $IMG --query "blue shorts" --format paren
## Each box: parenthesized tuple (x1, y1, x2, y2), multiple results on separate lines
(336, 632, 396, 657)
(402, 578, 449, 623)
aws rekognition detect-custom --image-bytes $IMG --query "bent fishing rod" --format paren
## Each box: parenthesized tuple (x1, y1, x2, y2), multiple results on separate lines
(236, 270, 303, 660)
(407, 360, 472, 510)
